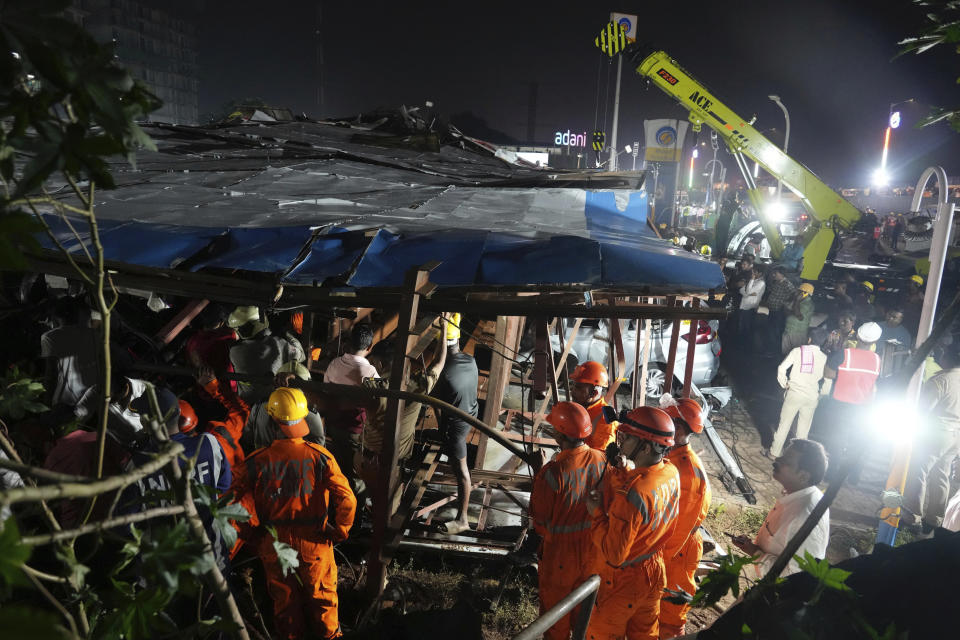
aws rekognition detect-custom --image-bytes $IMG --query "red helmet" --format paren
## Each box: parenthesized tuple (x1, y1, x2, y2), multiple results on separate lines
(618, 406, 675, 447)
(178, 399, 198, 433)
(570, 361, 609, 387)
(546, 402, 593, 440)
(664, 398, 704, 433)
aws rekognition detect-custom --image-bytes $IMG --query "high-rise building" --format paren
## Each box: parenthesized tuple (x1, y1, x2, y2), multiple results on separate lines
(69, 0, 199, 124)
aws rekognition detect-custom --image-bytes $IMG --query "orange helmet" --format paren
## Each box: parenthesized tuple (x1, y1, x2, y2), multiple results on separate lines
(546, 401, 593, 440)
(618, 406, 675, 447)
(664, 398, 703, 433)
(178, 399, 198, 433)
(570, 361, 609, 387)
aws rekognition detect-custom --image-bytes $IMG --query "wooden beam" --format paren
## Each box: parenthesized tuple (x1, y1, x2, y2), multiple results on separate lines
(477, 316, 520, 470)
(155, 299, 208, 345)
(663, 297, 681, 395)
(682, 299, 700, 398)
(605, 298, 627, 407)
(366, 264, 436, 601)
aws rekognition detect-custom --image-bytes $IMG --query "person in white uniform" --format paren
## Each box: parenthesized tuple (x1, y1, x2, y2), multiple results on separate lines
(769, 334, 827, 458)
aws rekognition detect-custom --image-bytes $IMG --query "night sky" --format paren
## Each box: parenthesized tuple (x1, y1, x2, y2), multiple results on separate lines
(156, 0, 960, 187)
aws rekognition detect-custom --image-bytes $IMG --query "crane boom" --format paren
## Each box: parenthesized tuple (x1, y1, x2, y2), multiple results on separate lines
(625, 47, 862, 280)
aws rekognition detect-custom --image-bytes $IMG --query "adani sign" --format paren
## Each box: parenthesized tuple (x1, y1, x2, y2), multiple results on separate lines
(554, 130, 587, 148)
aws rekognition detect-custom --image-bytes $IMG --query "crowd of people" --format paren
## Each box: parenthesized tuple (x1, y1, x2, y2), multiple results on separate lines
(2, 247, 958, 639)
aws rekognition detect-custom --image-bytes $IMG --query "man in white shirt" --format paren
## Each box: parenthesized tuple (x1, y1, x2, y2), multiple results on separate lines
(769, 337, 827, 458)
(732, 439, 830, 578)
(735, 260, 765, 347)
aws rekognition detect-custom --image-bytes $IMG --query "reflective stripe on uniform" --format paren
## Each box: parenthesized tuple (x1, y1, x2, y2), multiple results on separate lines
(619, 550, 655, 568)
(627, 488, 650, 525)
(263, 516, 326, 527)
(544, 520, 592, 535)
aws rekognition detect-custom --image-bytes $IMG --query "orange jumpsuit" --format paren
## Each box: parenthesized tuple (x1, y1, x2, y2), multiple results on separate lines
(584, 398, 618, 452)
(202, 378, 249, 472)
(659, 445, 711, 639)
(233, 434, 356, 640)
(529, 445, 607, 640)
(587, 460, 680, 640)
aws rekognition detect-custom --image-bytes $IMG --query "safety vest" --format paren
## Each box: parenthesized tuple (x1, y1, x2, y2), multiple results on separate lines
(833, 348, 880, 405)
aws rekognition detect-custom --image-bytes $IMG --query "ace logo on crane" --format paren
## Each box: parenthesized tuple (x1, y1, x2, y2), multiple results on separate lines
(688, 90, 713, 113)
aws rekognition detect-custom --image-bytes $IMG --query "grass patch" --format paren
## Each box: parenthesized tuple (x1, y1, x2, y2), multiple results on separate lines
(704, 503, 770, 541)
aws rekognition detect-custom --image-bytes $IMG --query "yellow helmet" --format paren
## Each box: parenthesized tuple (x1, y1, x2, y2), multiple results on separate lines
(267, 387, 309, 422)
(700, 244, 712, 256)
(861, 281, 874, 291)
(446, 312, 461, 342)
(671, 236, 681, 246)
(910, 274, 924, 286)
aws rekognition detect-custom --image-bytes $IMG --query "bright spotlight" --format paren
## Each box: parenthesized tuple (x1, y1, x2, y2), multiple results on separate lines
(625, 144, 633, 154)
(868, 399, 924, 444)
(872, 168, 889, 187)
(766, 201, 787, 219)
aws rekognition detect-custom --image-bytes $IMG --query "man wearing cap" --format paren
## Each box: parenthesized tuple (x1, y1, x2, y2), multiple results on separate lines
(659, 398, 711, 639)
(569, 361, 618, 452)
(432, 313, 479, 534)
(771, 333, 827, 458)
(782, 283, 815, 354)
(227, 306, 306, 403)
(821, 322, 882, 473)
(585, 406, 680, 640)
(529, 402, 607, 640)
(233, 387, 356, 640)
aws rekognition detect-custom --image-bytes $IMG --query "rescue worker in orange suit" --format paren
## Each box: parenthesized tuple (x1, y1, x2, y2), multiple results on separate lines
(233, 388, 356, 640)
(585, 406, 680, 640)
(570, 361, 619, 451)
(658, 398, 712, 639)
(196, 367, 250, 473)
(529, 402, 607, 640)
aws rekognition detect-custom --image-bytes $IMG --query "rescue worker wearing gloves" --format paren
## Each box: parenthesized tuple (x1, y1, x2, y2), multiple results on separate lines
(233, 388, 356, 640)
(529, 402, 607, 640)
(570, 361, 618, 452)
(658, 398, 711, 640)
(196, 367, 250, 474)
(584, 406, 680, 640)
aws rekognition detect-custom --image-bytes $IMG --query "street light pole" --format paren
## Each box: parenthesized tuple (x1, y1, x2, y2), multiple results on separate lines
(769, 95, 790, 204)
(609, 55, 623, 171)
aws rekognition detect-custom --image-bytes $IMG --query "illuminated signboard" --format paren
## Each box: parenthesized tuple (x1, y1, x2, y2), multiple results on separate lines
(554, 130, 588, 148)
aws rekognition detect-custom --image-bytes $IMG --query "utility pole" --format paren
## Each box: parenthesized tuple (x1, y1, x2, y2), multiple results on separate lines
(315, 2, 324, 114)
(609, 54, 623, 171)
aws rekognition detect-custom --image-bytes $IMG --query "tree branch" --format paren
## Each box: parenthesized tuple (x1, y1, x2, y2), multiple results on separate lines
(24, 569, 79, 639)
(0, 425, 62, 532)
(21, 504, 187, 546)
(0, 442, 182, 505)
(0, 456, 92, 484)
(22, 564, 69, 583)
(24, 198, 94, 286)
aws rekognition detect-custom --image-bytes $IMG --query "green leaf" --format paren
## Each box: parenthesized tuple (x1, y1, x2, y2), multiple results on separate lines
(691, 547, 756, 608)
(0, 605, 71, 640)
(266, 526, 300, 578)
(55, 545, 90, 591)
(0, 518, 32, 588)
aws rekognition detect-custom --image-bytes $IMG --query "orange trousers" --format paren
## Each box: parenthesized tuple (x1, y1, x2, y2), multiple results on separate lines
(261, 535, 340, 639)
(587, 554, 665, 640)
(538, 534, 598, 640)
(659, 532, 703, 639)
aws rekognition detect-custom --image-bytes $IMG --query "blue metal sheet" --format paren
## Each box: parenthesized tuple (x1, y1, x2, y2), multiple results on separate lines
(347, 229, 486, 287)
(584, 191, 655, 240)
(600, 237, 727, 290)
(479, 233, 602, 285)
(39, 215, 224, 269)
(283, 230, 372, 284)
(187, 226, 315, 273)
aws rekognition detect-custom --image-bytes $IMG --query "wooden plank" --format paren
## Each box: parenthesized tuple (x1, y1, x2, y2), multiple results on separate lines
(477, 316, 521, 470)
(663, 296, 681, 395)
(682, 299, 700, 398)
(476, 485, 494, 531)
(155, 298, 208, 345)
(605, 298, 627, 407)
(367, 264, 435, 600)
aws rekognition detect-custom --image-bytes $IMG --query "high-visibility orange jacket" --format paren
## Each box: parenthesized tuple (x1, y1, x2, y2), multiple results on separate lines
(202, 378, 249, 473)
(530, 445, 607, 640)
(588, 460, 680, 640)
(659, 444, 711, 639)
(233, 437, 356, 639)
(583, 397, 618, 452)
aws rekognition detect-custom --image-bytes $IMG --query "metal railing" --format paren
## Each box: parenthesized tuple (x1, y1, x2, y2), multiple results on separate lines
(513, 574, 601, 640)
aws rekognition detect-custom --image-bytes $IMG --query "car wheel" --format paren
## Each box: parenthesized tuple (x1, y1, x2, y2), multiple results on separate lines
(646, 364, 667, 398)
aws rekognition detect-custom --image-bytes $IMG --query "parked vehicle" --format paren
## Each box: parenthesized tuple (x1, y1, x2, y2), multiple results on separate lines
(517, 316, 722, 397)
